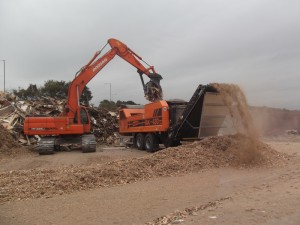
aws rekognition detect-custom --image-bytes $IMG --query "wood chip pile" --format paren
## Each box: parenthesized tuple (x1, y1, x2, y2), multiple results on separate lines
(0, 134, 290, 203)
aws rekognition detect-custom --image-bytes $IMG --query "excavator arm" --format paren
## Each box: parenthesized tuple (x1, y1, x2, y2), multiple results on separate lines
(66, 38, 163, 118)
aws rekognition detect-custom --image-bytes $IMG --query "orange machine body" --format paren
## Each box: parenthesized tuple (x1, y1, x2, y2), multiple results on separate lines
(119, 101, 170, 134)
(24, 117, 84, 135)
(117, 85, 222, 152)
(24, 106, 91, 135)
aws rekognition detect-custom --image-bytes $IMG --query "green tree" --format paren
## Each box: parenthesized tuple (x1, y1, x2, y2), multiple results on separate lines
(13, 80, 93, 105)
(41, 80, 68, 98)
(79, 86, 93, 106)
(99, 100, 117, 111)
(116, 100, 137, 107)
(13, 84, 40, 99)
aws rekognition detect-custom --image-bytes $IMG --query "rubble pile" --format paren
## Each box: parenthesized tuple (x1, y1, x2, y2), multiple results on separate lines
(0, 134, 289, 203)
(87, 107, 119, 144)
(0, 92, 119, 146)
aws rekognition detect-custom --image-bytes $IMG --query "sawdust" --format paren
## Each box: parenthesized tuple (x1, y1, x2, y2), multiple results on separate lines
(210, 83, 256, 137)
(210, 83, 259, 163)
(0, 135, 288, 203)
(0, 125, 34, 161)
(0, 125, 19, 150)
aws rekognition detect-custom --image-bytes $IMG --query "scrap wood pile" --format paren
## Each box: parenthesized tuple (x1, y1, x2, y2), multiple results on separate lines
(0, 134, 289, 203)
(0, 91, 119, 146)
(87, 107, 119, 144)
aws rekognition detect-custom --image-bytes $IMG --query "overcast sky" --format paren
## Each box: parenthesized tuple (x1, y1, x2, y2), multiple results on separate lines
(0, 0, 300, 109)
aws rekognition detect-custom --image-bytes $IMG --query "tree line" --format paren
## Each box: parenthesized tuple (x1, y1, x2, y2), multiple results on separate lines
(13, 80, 137, 110)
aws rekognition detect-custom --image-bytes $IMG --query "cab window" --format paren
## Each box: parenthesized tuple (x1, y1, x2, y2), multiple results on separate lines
(80, 108, 88, 124)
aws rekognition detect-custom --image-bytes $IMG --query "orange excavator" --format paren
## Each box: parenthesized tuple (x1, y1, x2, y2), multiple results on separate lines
(24, 38, 163, 154)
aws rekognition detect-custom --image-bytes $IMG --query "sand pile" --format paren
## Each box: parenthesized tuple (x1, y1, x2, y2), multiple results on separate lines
(0, 134, 288, 203)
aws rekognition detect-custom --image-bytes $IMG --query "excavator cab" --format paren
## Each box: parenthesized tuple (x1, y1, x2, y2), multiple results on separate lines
(74, 106, 91, 133)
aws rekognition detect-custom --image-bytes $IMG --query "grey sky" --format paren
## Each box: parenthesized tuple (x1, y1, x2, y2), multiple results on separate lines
(0, 0, 300, 109)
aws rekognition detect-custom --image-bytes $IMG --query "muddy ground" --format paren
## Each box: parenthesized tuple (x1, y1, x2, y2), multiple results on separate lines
(0, 135, 299, 225)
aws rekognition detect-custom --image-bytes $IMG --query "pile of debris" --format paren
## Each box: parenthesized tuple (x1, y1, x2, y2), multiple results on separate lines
(0, 91, 119, 146)
(87, 107, 119, 144)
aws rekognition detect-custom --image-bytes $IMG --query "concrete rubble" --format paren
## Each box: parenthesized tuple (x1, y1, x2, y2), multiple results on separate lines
(0, 91, 119, 146)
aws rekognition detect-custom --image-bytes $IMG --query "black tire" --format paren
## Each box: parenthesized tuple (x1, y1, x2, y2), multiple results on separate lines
(135, 133, 145, 150)
(163, 139, 181, 148)
(144, 133, 159, 152)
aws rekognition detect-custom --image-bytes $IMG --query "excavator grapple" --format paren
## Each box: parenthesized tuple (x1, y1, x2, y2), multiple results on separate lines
(144, 73, 163, 102)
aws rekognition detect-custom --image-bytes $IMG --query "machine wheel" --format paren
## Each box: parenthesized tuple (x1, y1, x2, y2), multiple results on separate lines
(135, 133, 145, 150)
(38, 137, 55, 155)
(163, 139, 181, 148)
(82, 134, 97, 153)
(144, 133, 159, 152)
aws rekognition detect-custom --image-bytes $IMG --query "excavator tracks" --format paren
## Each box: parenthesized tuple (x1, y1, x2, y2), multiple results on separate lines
(38, 135, 96, 154)
(81, 134, 97, 153)
(38, 137, 55, 155)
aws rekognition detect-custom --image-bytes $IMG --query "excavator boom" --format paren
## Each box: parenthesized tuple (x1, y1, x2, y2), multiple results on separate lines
(66, 38, 163, 118)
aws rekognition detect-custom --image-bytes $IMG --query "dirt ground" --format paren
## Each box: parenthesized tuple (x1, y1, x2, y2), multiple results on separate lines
(0, 146, 148, 172)
(0, 136, 299, 225)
